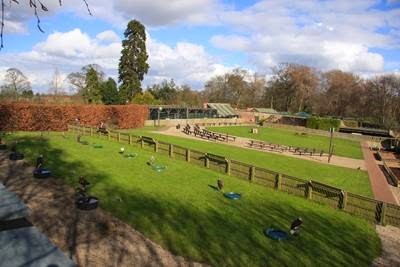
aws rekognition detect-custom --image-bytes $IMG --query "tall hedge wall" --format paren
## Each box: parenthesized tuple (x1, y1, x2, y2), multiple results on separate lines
(306, 117, 341, 131)
(0, 103, 148, 131)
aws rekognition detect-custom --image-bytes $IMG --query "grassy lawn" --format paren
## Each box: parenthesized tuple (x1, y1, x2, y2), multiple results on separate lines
(207, 126, 363, 159)
(5, 132, 380, 266)
(124, 127, 372, 197)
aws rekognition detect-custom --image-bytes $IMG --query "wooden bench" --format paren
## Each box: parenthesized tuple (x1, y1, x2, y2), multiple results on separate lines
(140, 136, 157, 145)
(97, 127, 109, 135)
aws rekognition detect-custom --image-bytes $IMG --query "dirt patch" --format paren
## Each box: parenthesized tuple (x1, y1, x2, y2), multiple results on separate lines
(373, 225, 400, 267)
(0, 152, 207, 267)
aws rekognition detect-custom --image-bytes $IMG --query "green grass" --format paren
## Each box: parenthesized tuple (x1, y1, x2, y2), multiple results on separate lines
(5, 132, 380, 267)
(207, 126, 363, 159)
(124, 127, 372, 197)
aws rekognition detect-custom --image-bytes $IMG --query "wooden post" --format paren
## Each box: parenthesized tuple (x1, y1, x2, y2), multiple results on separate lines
(108, 131, 111, 140)
(275, 174, 282, 190)
(140, 138, 144, 148)
(205, 156, 209, 168)
(129, 135, 132, 145)
(90, 127, 93, 136)
(169, 144, 174, 157)
(249, 166, 255, 182)
(186, 149, 190, 162)
(225, 160, 231, 175)
(339, 190, 347, 210)
(306, 181, 313, 199)
(155, 141, 158, 153)
(118, 132, 121, 142)
(379, 202, 387, 225)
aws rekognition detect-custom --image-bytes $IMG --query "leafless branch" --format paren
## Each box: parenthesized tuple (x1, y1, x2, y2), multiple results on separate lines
(0, 0, 92, 50)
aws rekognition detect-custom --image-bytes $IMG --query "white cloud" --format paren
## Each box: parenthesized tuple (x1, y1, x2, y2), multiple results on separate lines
(96, 31, 121, 43)
(0, 28, 232, 92)
(111, 0, 222, 26)
(210, 35, 250, 51)
(210, 0, 399, 74)
(146, 37, 232, 87)
(1, 0, 399, 89)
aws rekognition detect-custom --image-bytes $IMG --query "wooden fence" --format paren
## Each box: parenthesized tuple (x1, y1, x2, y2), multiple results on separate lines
(68, 125, 400, 227)
(262, 123, 380, 142)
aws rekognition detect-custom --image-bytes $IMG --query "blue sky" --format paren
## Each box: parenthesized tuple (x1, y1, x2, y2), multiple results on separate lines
(0, 0, 399, 92)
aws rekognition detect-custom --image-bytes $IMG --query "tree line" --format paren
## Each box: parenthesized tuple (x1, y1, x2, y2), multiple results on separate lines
(1, 18, 399, 129)
(204, 63, 400, 129)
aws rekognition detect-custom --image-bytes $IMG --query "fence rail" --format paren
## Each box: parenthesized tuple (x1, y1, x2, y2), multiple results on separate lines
(263, 123, 379, 142)
(67, 125, 400, 228)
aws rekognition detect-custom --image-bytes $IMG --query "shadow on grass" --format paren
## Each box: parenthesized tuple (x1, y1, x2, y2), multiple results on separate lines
(208, 184, 220, 191)
(1, 133, 381, 267)
(0, 134, 172, 266)
(100, 183, 380, 267)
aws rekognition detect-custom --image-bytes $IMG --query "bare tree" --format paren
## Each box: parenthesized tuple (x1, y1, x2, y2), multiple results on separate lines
(1, 67, 31, 100)
(66, 71, 85, 95)
(48, 67, 64, 95)
(67, 64, 104, 95)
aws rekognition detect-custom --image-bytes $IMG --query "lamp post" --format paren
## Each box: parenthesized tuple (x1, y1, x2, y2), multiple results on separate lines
(328, 127, 334, 163)
(158, 107, 162, 127)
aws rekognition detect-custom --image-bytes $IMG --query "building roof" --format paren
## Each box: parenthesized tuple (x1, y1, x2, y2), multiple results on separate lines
(0, 227, 75, 267)
(207, 103, 237, 117)
(252, 108, 278, 114)
(0, 183, 74, 266)
(0, 186, 30, 220)
(295, 111, 312, 118)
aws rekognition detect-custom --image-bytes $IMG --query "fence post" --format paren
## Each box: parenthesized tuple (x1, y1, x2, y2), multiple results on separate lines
(186, 149, 190, 162)
(225, 160, 231, 175)
(306, 181, 313, 199)
(275, 174, 282, 190)
(108, 131, 111, 141)
(249, 166, 255, 182)
(129, 135, 132, 145)
(140, 137, 144, 148)
(118, 132, 121, 142)
(378, 202, 387, 225)
(155, 141, 159, 153)
(169, 144, 174, 157)
(205, 156, 209, 168)
(339, 190, 347, 210)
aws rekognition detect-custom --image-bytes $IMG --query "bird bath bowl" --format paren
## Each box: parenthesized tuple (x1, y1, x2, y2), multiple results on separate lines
(264, 228, 289, 241)
(76, 196, 99, 210)
(223, 192, 241, 200)
(124, 153, 137, 159)
(152, 164, 167, 172)
(33, 168, 52, 179)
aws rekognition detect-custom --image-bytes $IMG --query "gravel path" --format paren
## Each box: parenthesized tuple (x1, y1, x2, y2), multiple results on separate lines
(156, 127, 366, 170)
(0, 152, 207, 267)
(373, 225, 400, 267)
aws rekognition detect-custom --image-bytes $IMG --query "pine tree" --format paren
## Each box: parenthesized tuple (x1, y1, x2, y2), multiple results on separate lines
(118, 20, 149, 103)
(83, 67, 102, 104)
(101, 78, 120, 105)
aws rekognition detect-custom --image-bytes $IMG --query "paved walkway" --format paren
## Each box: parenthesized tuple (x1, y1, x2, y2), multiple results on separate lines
(361, 142, 398, 205)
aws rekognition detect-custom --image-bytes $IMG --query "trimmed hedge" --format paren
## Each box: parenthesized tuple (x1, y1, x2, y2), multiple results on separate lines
(0, 103, 148, 131)
(343, 120, 358, 128)
(306, 117, 341, 131)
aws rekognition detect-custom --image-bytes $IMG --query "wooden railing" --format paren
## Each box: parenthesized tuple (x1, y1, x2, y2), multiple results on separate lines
(68, 125, 400, 228)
